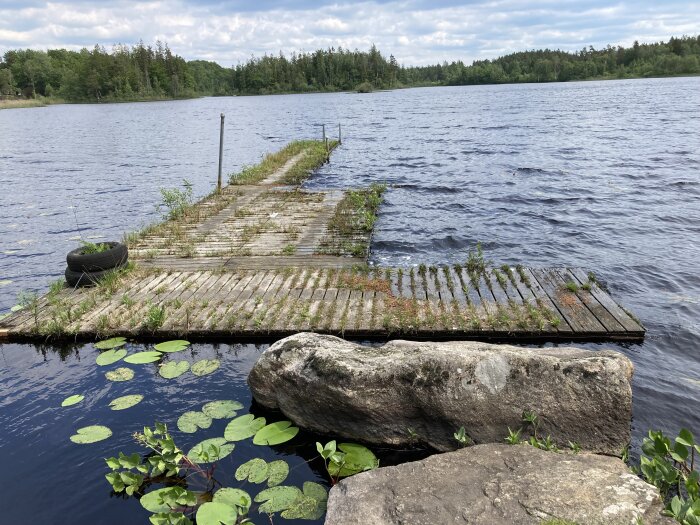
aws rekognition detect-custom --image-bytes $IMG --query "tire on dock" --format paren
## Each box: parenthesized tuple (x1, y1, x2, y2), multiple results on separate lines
(66, 242, 128, 273)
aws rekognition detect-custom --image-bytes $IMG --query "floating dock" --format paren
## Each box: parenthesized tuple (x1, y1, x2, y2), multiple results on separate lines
(0, 142, 645, 343)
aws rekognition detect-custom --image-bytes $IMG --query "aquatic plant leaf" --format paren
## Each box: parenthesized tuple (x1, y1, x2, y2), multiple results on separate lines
(202, 400, 244, 419)
(224, 414, 266, 441)
(187, 438, 235, 463)
(154, 340, 190, 353)
(140, 488, 174, 513)
(70, 425, 112, 444)
(94, 337, 127, 350)
(177, 411, 212, 433)
(213, 488, 251, 510)
(254, 486, 303, 514)
(124, 350, 162, 364)
(281, 482, 328, 520)
(109, 394, 144, 410)
(235, 458, 269, 484)
(328, 443, 379, 477)
(253, 421, 299, 446)
(158, 360, 190, 379)
(95, 348, 127, 366)
(105, 367, 134, 382)
(191, 358, 220, 376)
(266, 460, 290, 487)
(196, 501, 237, 525)
(149, 511, 192, 525)
(61, 394, 84, 407)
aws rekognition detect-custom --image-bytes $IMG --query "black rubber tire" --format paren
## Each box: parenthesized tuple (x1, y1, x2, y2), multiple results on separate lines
(66, 242, 128, 272)
(65, 264, 125, 288)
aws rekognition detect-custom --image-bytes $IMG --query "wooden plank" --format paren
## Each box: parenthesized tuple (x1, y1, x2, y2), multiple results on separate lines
(556, 268, 626, 333)
(447, 268, 469, 307)
(358, 290, 375, 331)
(544, 268, 609, 333)
(568, 268, 644, 333)
(329, 285, 351, 332)
(344, 289, 363, 332)
(531, 268, 605, 334)
(159, 271, 218, 330)
(521, 268, 572, 333)
(273, 269, 312, 331)
(499, 267, 526, 306)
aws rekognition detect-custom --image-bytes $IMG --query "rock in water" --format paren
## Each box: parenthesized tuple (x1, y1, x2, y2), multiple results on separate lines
(324, 444, 673, 525)
(248, 333, 633, 454)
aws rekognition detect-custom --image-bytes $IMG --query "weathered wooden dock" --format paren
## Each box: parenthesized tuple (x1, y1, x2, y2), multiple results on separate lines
(0, 141, 645, 343)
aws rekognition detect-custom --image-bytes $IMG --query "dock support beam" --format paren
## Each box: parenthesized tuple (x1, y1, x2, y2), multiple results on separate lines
(338, 123, 342, 144)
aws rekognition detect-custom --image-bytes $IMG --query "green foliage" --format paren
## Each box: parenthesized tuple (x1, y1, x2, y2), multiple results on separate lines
(109, 394, 144, 410)
(253, 421, 300, 446)
(61, 394, 84, 407)
(565, 281, 579, 293)
(154, 340, 190, 353)
(124, 350, 162, 364)
(454, 426, 472, 447)
(145, 305, 166, 331)
(355, 81, 374, 93)
(505, 427, 523, 445)
(105, 367, 135, 381)
(202, 400, 244, 419)
(640, 428, 700, 524)
(466, 242, 489, 274)
(98, 350, 125, 368)
(94, 336, 127, 350)
(187, 438, 235, 464)
(235, 458, 289, 487)
(158, 360, 190, 379)
(224, 414, 267, 441)
(176, 410, 212, 433)
(191, 358, 220, 376)
(70, 425, 112, 444)
(317, 441, 379, 482)
(159, 180, 193, 220)
(79, 241, 110, 254)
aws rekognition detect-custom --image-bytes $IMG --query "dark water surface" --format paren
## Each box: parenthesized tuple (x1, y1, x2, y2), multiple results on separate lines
(1, 77, 700, 522)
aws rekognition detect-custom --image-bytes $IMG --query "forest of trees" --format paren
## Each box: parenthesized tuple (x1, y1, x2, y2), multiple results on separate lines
(1, 36, 699, 102)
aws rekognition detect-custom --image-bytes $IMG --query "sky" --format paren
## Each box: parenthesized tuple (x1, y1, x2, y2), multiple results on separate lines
(0, 0, 698, 66)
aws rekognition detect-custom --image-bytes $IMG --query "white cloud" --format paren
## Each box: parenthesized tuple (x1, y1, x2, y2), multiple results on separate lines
(0, 1, 698, 66)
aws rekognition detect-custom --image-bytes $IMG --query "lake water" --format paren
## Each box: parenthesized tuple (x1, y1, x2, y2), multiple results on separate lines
(1, 77, 700, 523)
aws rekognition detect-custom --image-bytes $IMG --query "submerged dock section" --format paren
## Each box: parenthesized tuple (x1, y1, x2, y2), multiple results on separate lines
(0, 140, 645, 343)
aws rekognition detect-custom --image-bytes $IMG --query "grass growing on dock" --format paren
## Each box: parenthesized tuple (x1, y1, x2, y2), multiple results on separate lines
(317, 183, 386, 257)
(229, 140, 337, 185)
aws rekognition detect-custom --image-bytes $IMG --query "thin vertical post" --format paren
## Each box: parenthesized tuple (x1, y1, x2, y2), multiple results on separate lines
(322, 123, 326, 143)
(217, 113, 225, 191)
(338, 123, 342, 144)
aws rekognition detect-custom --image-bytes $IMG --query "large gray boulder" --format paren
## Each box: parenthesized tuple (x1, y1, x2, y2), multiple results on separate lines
(248, 333, 633, 454)
(324, 444, 673, 525)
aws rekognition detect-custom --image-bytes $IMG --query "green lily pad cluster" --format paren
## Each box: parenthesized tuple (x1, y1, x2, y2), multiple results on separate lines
(255, 482, 328, 520)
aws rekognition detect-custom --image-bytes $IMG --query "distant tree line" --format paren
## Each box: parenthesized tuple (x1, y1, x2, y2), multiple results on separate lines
(1, 36, 698, 102)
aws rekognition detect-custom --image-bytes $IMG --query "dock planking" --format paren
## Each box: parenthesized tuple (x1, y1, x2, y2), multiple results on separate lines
(0, 141, 645, 344)
(0, 265, 645, 342)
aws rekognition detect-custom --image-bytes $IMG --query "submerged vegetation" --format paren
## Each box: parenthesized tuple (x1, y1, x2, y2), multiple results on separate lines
(1, 36, 699, 103)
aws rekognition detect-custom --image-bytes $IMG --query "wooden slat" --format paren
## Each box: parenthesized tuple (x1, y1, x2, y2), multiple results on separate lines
(556, 268, 626, 333)
(568, 268, 644, 333)
(521, 268, 572, 333)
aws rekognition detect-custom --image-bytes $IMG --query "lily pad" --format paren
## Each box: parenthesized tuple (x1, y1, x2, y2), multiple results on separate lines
(253, 421, 299, 446)
(187, 438, 235, 463)
(224, 414, 266, 441)
(191, 358, 220, 376)
(267, 460, 290, 487)
(158, 360, 190, 379)
(141, 487, 197, 514)
(196, 501, 237, 525)
(70, 425, 112, 444)
(177, 411, 212, 433)
(94, 337, 127, 350)
(123, 350, 162, 364)
(254, 486, 303, 514)
(154, 340, 190, 353)
(108, 394, 144, 410)
(105, 367, 134, 382)
(328, 443, 379, 477)
(61, 394, 84, 407)
(95, 348, 127, 366)
(202, 400, 244, 419)
(213, 488, 251, 510)
(235, 458, 269, 484)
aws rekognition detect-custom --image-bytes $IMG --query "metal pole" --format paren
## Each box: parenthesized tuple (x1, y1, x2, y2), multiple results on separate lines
(217, 113, 225, 191)
(338, 123, 342, 144)
(322, 123, 326, 143)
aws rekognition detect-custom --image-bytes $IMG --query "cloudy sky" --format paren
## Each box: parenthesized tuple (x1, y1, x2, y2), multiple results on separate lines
(0, 0, 698, 66)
